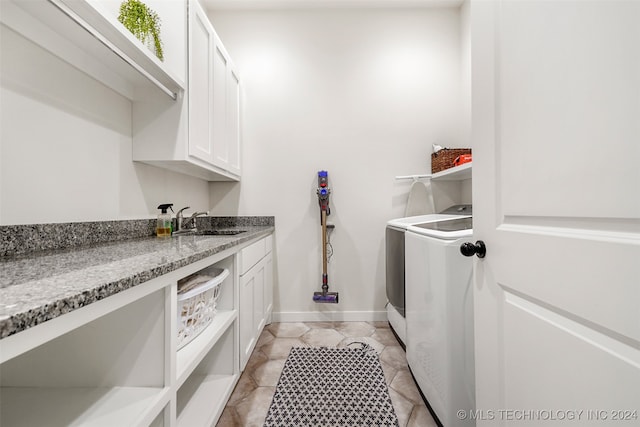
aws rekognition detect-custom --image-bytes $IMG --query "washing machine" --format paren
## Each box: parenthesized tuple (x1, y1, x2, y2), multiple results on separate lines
(385, 206, 471, 345)
(405, 217, 475, 427)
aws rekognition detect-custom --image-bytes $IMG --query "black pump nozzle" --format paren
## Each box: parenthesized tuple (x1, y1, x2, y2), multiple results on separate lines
(157, 203, 174, 214)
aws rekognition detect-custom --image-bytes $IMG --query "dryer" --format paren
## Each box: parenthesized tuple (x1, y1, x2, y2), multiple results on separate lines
(405, 217, 475, 427)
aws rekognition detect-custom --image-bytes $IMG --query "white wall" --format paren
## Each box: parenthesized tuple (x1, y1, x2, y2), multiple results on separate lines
(0, 25, 209, 225)
(460, 0, 471, 145)
(459, 0, 472, 203)
(207, 7, 464, 320)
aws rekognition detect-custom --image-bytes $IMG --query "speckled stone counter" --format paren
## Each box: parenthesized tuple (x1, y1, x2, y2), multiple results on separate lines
(0, 217, 274, 339)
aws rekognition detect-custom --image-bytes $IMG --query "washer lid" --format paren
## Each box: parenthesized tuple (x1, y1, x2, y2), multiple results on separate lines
(387, 213, 470, 230)
(407, 217, 473, 239)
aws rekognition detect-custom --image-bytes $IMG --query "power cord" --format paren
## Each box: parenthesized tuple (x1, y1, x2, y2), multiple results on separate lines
(326, 226, 334, 262)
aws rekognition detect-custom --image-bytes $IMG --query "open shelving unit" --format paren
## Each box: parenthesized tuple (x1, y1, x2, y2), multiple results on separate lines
(175, 254, 239, 426)
(0, 286, 171, 427)
(0, 249, 241, 427)
(177, 374, 237, 426)
(176, 325, 238, 427)
(176, 310, 237, 386)
(396, 163, 472, 183)
(432, 162, 472, 181)
(0, 0, 185, 100)
(1, 386, 169, 427)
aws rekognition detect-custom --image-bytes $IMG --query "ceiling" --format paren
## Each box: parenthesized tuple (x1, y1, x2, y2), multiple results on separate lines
(201, 0, 464, 10)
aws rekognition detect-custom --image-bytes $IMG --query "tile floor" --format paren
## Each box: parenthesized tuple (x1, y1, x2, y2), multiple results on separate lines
(216, 321, 438, 427)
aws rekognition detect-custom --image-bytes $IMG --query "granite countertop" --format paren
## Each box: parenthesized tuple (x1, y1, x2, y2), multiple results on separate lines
(0, 223, 274, 339)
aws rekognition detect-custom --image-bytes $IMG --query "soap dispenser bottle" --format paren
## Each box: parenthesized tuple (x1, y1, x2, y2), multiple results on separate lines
(156, 203, 174, 238)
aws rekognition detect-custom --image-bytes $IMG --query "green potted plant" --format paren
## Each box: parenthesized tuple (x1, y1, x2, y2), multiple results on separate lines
(117, 0, 164, 61)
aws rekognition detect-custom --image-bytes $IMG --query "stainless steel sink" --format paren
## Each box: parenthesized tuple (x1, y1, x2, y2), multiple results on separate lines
(172, 229, 246, 237)
(196, 229, 246, 236)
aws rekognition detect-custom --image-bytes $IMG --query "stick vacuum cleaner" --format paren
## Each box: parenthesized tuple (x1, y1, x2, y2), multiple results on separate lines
(313, 170, 339, 304)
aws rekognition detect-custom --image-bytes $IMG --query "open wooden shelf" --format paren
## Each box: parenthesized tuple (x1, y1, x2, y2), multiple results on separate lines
(432, 162, 472, 181)
(0, 386, 169, 427)
(1, 0, 185, 100)
(176, 374, 239, 427)
(176, 309, 238, 387)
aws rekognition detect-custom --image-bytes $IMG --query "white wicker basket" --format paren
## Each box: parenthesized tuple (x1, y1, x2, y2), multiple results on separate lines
(176, 266, 229, 350)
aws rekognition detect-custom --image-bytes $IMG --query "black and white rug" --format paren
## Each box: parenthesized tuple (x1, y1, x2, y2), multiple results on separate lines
(264, 344, 399, 427)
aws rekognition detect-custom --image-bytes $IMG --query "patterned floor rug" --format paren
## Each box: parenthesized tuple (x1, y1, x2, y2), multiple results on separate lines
(263, 344, 399, 426)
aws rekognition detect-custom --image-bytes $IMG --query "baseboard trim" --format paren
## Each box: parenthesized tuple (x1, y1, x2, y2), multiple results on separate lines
(272, 310, 388, 323)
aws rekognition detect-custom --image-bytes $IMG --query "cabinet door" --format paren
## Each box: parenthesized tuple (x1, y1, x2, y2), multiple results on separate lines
(211, 36, 229, 171)
(264, 252, 273, 325)
(253, 260, 265, 336)
(239, 255, 268, 370)
(239, 270, 255, 370)
(210, 37, 241, 177)
(226, 66, 241, 176)
(188, 0, 214, 164)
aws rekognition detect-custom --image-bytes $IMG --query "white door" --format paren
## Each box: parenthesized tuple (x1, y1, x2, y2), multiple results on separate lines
(472, 1, 640, 426)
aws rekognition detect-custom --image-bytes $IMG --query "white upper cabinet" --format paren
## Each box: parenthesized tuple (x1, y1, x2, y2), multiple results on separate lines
(132, 0, 242, 181)
(1, 0, 242, 181)
(190, 0, 242, 178)
(188, 0, 242, 179)
(0, 0, 186, 100)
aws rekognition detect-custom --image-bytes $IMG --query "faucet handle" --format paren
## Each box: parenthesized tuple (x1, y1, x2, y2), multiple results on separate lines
(190, 211, 209, 218)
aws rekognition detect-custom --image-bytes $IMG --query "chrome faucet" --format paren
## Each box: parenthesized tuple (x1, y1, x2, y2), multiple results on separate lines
(175, 206, 190, 233)
(173, 207, 209, 235)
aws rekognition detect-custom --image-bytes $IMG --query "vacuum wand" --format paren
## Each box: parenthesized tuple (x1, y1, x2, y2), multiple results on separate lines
(313, 171, 339, 304)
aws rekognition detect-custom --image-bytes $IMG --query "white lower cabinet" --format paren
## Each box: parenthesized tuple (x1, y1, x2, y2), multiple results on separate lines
(239, 235, 274, 370)
(0, 240, 268, 426)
